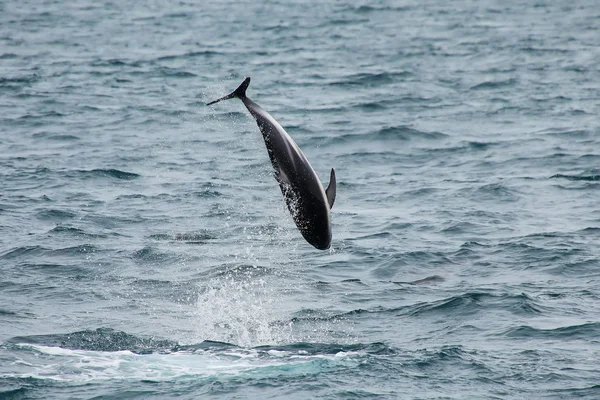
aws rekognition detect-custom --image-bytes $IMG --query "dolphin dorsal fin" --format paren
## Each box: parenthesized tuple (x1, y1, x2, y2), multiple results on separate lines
(325, 168, 336, 209)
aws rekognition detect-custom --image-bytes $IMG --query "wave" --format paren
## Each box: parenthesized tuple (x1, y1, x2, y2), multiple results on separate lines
(323, 125, 447, 145)
(549, 384, 600, 398)
(578, 227, 600, 235)
(156, 50, 222, 61)
(393, 275, 445, 286)
(550, 173, 600, 181)
(47, 134, 80, 141)
(350, 5, 411, 13)
(440, 221, 483, 234)
(127, 67, 196, 78)
(78, 169, 140, 180)
(6, 262, 88, 279)
(375, 126, 447, 140)
(0, 244, 99, 260)
(1, 245, 46, 259)
(470, 78, 517, 90)
(410, 345, 471, 365)
(292, 291, 545, 324)
(326, 71, 413, 87)
(520, 46, 570, 54)
(6, 328, 393, 358)
(38, 168, 141, 182)
(406, 292, 545, 317)
(8, 328, 176, 355)
(48, 225, 106, 238)
(463, 140, 499, 150)
(502, 322, 600, 339)
(132, 246, 182, 264)
(149, 231, 216, 243)
(543, 258, 600, 277)
(90, 58, 142, 67)
(466, 183, 521, 202)
(539, 128, 591, 138)
(0, 75, 40, 88)
(10, 111, 65, 125)
(452, 241, 490, 258)
(0, 308, 18, 316)
(192, 189, 223, 198)
(158, 67, 197, 78)
(5, 328, 396, 356)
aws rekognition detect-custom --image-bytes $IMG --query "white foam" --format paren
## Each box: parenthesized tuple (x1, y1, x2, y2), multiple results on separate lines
(7, 344, 355, 383)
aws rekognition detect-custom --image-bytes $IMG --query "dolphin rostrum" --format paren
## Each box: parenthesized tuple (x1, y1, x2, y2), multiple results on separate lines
(207, 77, 336, 250)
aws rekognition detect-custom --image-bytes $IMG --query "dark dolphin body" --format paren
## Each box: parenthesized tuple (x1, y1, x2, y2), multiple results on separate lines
(207, 77, 336, 250)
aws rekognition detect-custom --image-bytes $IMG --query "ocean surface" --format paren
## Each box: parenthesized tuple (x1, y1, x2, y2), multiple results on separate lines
(1, 0, 600, 398)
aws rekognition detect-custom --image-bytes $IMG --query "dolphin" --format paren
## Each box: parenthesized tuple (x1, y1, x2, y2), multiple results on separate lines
(207, 77, 336, 250)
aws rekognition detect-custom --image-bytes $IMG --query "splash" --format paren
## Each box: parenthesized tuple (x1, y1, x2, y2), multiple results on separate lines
(192, 223, 300, 347)
(194, 271, 293, 347)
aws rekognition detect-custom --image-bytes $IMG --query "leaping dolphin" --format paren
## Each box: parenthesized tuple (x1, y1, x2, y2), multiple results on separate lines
(207, 77, 336, 250)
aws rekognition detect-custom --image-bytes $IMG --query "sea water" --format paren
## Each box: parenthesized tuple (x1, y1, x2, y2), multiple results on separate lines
(1, 0, 599, 398)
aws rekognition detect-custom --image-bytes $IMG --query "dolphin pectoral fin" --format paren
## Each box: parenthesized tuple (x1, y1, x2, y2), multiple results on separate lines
(325, 168, 336, 209)
(206, 77, 251, 106)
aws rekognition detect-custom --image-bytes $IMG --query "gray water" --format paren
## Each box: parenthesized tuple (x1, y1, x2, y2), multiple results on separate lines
(1, 0, 600, 398)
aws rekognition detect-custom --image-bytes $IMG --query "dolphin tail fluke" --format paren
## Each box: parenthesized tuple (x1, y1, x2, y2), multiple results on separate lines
(325, 168, 336, 209)
(206, 77, 251, 106)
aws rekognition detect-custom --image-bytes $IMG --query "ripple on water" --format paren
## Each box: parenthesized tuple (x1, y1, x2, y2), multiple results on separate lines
(321, 125, 447, 146)
(8, 328, 177, 354)
(132, 246, 183, 265)
(550, 173, 600, 182)
(2, 0, 600, 398)
(35, 209, 77, 221)
(75, 169, 141, 180)
(502, 322, 600, 340)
